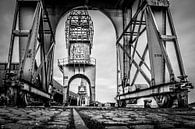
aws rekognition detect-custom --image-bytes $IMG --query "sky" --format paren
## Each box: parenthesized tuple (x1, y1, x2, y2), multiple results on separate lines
(0, 0, 195, 103)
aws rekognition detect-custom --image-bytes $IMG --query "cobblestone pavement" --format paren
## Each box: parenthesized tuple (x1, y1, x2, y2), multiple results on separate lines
(78, 108, 195, 129)
(1, 107, 195, 129)
(0, 106, 72, 129)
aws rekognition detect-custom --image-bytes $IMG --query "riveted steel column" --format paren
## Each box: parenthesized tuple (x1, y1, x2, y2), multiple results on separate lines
(145, 4, 167, 85)
(19, 1, 39, 81)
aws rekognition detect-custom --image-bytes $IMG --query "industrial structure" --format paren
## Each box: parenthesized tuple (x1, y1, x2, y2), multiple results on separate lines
(1, 0, 193, 107)
(58, 9, 96, 105)
(0, 63, 19, 105)
(0, 63, 78, 106)
(52, 79, 79, 105)
(115, 0, 193, 108)
(77, 79, 90, 106)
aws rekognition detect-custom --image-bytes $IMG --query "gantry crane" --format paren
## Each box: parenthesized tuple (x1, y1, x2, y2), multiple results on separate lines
(3, 0, 193, 107)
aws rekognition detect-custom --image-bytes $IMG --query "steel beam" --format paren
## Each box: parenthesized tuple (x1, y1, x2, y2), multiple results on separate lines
(19, 2, 41, 81)
(167, 9, 186, 78)
(131, 44, 149, 86)
(116, 82, 175, 100)
(7, 1, 19, 73)
(21, 83, 51, 99)
(117, 43, 150, 84)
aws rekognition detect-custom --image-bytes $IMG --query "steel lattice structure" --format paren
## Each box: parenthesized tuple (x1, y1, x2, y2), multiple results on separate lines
(116, 0, 193, 107)
(65, 9, 94, 49)
(2, 0, 193, 107)
(5, 0, 55, 106)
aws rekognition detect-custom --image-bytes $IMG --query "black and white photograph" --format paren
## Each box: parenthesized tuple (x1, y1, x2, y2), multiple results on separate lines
(0, 0, 195, 129)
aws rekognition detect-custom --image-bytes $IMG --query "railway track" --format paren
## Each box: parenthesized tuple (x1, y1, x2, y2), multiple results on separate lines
(0, 106, 195, 129)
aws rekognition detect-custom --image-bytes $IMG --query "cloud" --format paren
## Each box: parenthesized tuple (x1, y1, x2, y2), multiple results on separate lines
(96, 84, 116, 102)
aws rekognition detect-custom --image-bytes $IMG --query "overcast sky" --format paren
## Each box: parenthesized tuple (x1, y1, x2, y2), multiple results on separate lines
(0, 0, 195, 103)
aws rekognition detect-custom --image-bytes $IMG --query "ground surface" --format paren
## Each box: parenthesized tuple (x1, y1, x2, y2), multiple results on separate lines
(0, 106, 195, 129)
(78, 107, 195, 129)
(0, 107, 72, 129)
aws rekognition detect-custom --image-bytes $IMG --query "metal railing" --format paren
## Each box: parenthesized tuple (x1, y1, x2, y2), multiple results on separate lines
(58, 57, 96, 66)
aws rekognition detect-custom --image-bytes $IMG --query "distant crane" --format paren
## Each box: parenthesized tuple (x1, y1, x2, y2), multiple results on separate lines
(58, 9, 96, 105)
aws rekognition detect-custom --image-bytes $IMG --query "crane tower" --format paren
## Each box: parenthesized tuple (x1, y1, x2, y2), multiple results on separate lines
(58, 9, 96, 105)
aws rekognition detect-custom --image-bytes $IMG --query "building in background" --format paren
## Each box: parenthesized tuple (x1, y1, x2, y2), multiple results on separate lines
(77, 79, 90, 106)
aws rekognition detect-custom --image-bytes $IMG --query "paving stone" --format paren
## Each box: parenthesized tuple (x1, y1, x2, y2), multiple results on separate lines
(157, 123, 175, 129)
(46, 125, 67, 129)
(0, 108, 9, 113)
(91, 115, 103, 120)
(35, 116, 51, 122)
(131, 125, 154, 129)
(11, 116, 28, 121)
(112, 117, 130, 122)
(94, 118, 111, 123)
(29, 111, 41, 116)
(104, 121, 127, 125)
(183, 121, 195, 128)
(5, 112, 15, 118)
(17, 120, 40, 125)
(0, 118, 6, 124)
(3, 123, 34, 129)
(60, 111, 70, 116)
(105, 126, 129, 129)
(47, 121, 68, 125)
(128, 120, 153, 125)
